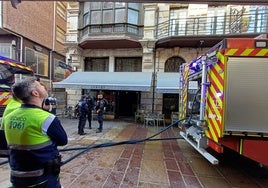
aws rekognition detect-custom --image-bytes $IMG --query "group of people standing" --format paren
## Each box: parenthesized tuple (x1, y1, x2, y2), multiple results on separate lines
(77, 94, 106, 135)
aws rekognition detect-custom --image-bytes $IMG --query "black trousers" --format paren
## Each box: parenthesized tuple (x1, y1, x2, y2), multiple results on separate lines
(87, 111, 92, 127)
(78, 114, 87, 134)
(97, 112, 103, 131)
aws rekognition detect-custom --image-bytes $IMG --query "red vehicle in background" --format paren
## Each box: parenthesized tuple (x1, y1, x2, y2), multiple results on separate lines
(0, 55, 33, 120)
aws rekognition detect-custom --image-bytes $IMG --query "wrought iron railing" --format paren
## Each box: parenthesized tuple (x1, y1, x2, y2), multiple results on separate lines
(156, 12, 268, 38)
(75, 11, 268, 43)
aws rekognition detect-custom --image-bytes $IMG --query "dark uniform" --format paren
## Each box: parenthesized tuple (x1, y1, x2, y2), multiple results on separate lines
(77, 95, 88, 135)
(48, 96, 57, 115)
(2, 104, 67, 188)
(86, 95, 94, 129)
(95, 94, 106, 133)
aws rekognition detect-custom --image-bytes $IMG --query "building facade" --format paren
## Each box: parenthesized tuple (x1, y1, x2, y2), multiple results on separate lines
(0, 1, 69, 91)
(61, 2, 268, 120)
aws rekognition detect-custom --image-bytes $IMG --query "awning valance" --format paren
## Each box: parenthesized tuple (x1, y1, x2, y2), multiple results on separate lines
(155, 72, 198, 94)
(53, 71, 152, 91)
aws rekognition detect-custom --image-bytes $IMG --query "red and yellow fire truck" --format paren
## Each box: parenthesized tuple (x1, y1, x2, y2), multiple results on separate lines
(0, 56, 33, 119)
(179, 37, 268, 165)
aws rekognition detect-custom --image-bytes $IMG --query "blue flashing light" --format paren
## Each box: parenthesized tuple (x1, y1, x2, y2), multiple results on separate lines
(189, 58, 202, 72)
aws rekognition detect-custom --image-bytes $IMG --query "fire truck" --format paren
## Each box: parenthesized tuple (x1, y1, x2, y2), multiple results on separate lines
(179, 37, 268, 166)
(0, 55, 33, 120)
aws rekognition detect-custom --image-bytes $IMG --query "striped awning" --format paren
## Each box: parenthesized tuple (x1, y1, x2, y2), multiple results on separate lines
(155, 72, 198, 94)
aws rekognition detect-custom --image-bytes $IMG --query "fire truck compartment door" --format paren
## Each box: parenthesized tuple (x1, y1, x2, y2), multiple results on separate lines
(225, 57, 268, 134)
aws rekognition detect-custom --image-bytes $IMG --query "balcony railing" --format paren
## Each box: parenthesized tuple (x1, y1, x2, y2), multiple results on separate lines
(75, 11, 268, 44)
(79, 23, 144, 41)
(156, 12, 268, 38)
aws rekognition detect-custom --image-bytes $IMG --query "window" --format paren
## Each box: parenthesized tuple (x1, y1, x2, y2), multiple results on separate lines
(91, 11, 101, 24)
(56, 26, 65, 44)
(54, 59, 65, 79)
(115, 9, 125, 23)
(165, 56, 185, 72)
(128, 9, 138, 24)
(84, 57, 109, 72)
(103, 10, 113, 24)
(0, 43, 12, 58)
(82, 2, 141, 26)
(83, 12, 89, 26)
(115, 57, 142, 72)
(25, 48, 48, 76)
(56, 2, 66, 20)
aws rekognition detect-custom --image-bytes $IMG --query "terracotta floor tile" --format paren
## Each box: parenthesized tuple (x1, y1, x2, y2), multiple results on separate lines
(68, 167, 111, 188)
(60, 173, 78, 188)
(167, 170, 186, 188)
(198, 176, 231, 188)
(189, 157, 221, 177)
(177, 160, 195, 176)
(129, 155, 142, 168)
(165, 158, 179, 171)
(103, 171, 124, 188)
(140, 159, 168, 185)
(120, 148, 134, 158)
(138, 181, 169, 188)
(122, 167, 140, 187)
(143, 149, 163, 161)
(183, 175, 203, 188)
(113, 158, 129, 172)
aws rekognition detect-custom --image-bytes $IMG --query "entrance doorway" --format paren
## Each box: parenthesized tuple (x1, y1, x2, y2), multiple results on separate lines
(163, 94, 179, 119)
(117, 91, 139, 117)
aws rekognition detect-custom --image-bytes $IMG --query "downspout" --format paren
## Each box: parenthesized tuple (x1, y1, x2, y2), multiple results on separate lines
(50, 1, 56, 89)
(152, 48, 156, 113)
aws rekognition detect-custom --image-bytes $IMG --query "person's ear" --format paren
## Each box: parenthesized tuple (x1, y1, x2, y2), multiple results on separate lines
(31, 89, 39, 97)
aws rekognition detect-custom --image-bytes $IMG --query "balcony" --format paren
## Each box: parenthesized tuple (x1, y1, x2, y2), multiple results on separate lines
(155, 11, 268, 48)
(78, 23, 144, 49)
(76, 11, 268, 49)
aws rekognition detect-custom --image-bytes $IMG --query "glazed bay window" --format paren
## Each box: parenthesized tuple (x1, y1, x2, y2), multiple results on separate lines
(81, 2, 141, 36)
(25, 48, 48, 76)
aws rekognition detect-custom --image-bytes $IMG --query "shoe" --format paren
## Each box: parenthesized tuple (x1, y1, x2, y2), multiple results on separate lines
(89, 126, 92, 129)
(79, 132, 86, 135)
(96, 130, 102, 133)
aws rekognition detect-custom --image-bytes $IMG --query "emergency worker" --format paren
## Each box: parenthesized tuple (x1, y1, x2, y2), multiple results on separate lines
(2, 95, 21, 118)
(86, 94, 94, 129)
(77, 95, 88, 135)
(0, 95, 21, 158)
(1, 77, 68, 188)
(95, 94, 106, 133)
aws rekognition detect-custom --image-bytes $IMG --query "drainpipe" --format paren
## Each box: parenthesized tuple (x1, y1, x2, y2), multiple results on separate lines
(152, 48, 156, 113)
(50, 1, 56, 90)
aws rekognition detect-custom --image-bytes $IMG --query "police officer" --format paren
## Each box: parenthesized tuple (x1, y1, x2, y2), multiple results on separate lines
(95, 94, 106, 133)
(48, 93, 57, 115)
(86, 94, 94, 129)
(1, 77, 68, 188)
(77, 95, 88, 135)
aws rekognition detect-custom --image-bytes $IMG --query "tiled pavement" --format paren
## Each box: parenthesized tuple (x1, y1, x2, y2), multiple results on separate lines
(1, 117, 268, 188)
